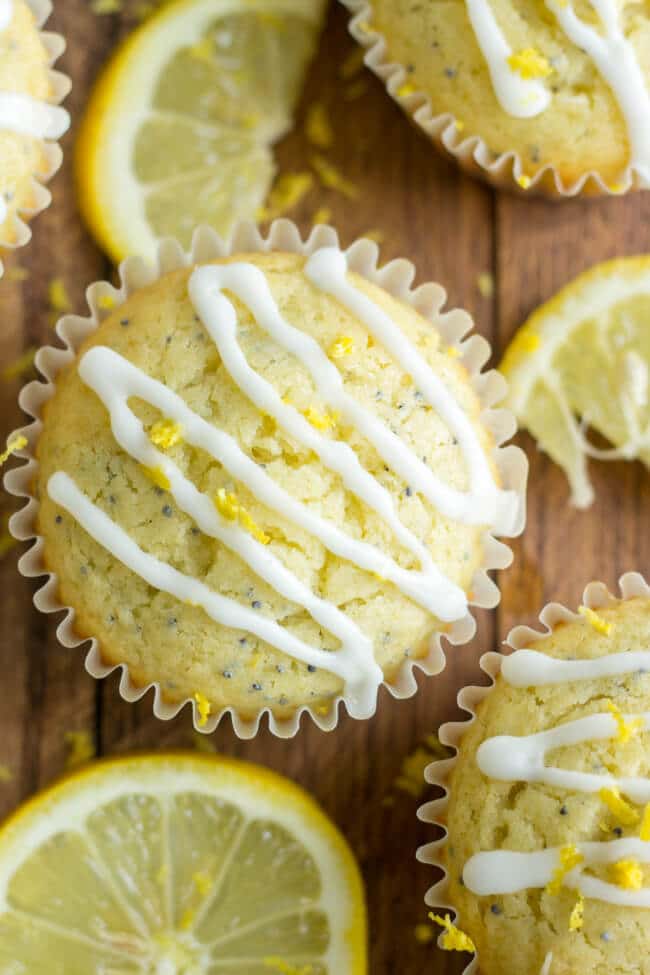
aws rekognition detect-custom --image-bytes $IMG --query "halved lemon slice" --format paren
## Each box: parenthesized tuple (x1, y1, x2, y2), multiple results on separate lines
(501, 257, 650, 508)
(76, 0, 326, 263)
(0, 753, 366, 974)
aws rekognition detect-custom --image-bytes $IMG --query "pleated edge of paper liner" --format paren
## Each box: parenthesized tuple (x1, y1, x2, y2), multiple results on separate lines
(416, 570, 650, 974)
(4, 217, 528, 739)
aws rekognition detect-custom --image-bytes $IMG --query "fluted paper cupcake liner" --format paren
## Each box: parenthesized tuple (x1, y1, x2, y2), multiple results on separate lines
(4, 218, 527, 739)
(0, 0, 71, 276)
(417, 571, 650, 973)
(340, 0, 647, 199)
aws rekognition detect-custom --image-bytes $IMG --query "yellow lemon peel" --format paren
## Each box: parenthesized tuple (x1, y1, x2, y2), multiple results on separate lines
(91, 0, 123, 12)
(477, 272, 494, 299)
(213, 489, 270, 545)
(329, 336, 354, 359)
(397, 81, 417, 97)
(48, 277, 71, 314)
(578, 605, 612, 635)
(312, 206, 332, 225)
(64, 731, 96, 769)
(304, 406, 339, 432)
(305, 101, 333, 149)
(414, 923, 434, 944)
(547, 845, 584, 894)
(640, 804, 650, 842)
(149, 419, 184, 450)
(97, 294, 116, 310)
(0, 765, 13, 783)
(606, 701, 644, 744)
(611, 859, 644, 890)
(507, 47, 552, 80)
(394, 747, 433, 799)
(569, 892, 584, 931)
(599, 787, 640, 827)
(194, 692, 211, 728)
(429, 914, 476, 953)
(2, 346, 37, 381)
(517, 174, 532, 190)
(311, 155, 358, 199)
(0, 434, 27, 467)
(142, 465, 171, 491)
(257, 172, 313, 221)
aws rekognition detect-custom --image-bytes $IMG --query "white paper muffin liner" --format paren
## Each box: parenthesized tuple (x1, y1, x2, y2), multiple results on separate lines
(340, 0, 648, 199)
(3, 218, 528, 739)
(0, 0, 71, 276)
(417, 570, 650, 973)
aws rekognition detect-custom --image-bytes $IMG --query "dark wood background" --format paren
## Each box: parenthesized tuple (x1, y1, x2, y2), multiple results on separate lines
(1, 2, 649, 972)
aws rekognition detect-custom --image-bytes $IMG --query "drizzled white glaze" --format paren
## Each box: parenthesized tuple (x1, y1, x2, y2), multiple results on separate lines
(463, 643, 650, 909)
(0, 0, 12, 31)
(465, 838, 650, 908)
(465, 0, 551, 118)
(49, 249, 509, 713)
(502, 648, 650, 687)
(466, 0, 650, 179)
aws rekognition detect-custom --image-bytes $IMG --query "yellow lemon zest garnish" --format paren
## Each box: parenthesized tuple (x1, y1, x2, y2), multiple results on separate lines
(547, 845, 584, 894)
(305, 101, 333, 149)
(4, 265, 29, 282)
(142, 465, 171, 491)
(578, 605, 612, 635)
(429, 914, 476, 953)
(311, 155, 358, 199)
(606, 701, 644, 744)
(213, 489, 270, 545)
(179, 908, 194, 930)
(91, 0, 123, 12)
(97, 294, 116, 310)
(517, 174, 532, 190)
(64, 731, 96, 769)
(446, 346, 460, 358)
(611, 859, 644, 890)
(329, 336, 354, 359)
(640, 804, 650, 842)
(312, 206, 332, 225)
(477, 271, 495, 299)
(0, 434, 27, 467)
(263, 959, 313, 975)
(149, 419, 184, 450)
(609, 182, 625, 194)
(507, 47, 552, 80)
(396, 81, 417, 97)
(414, 923, 434, 944)
(340, 47, 365, 80)
(194, 692, 211, 728)
(599, 787, 640, 826)
(257, 172, 313, 221)
(0, 765, 13, 783)
(2, 346, 37, 381)
(48, 277, 71, 314)
(315, 705, 329, 717)
(454, 119, 465, 132)
(192, 871, 212, 896)
(394, 747, 432, 799)
(569, 892, 584, 931)
(304, 406, 339, 432)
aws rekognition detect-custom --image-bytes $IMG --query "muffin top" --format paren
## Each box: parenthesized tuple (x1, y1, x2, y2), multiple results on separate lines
(0, 0, 68, 247)
(365, 0, 650, 187)
(36, 249, 518, 723)
(446, 595, 650, 975)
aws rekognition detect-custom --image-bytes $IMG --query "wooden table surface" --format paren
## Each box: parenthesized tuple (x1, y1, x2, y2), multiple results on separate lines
(1, 3, 649, 973)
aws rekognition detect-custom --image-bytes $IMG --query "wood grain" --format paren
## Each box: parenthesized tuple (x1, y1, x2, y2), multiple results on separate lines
(0, 3, 648, 974)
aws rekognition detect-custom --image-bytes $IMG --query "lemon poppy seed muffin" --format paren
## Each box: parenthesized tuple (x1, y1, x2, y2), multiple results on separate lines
(34, 248, 520, 725)
(0, 0, 69, 265)
(357, 0, 650, 190)
(444, 594, 650, 975)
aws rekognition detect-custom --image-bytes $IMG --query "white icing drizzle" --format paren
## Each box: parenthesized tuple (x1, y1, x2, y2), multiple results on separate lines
(502, 649, 650, 687)
(465, 839, 650, 908)
(464, 0, 551, 118)
(49, 249, 509, 713)
(466, 0, 650, 179)
(48, 472, 379, 718)
(0, 0, 11, 31)
(0, 93, 69, 140)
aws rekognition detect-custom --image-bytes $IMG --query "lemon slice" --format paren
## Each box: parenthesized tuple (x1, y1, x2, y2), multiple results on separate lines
(76, 0, 326, 263)
(501, 257, 650, 508)
(0, 754, 366, 974)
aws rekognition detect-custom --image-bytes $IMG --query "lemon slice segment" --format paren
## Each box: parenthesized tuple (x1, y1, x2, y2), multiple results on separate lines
(0, 754, 366, 974)
(502, 257, 650, 508)
(76, 0, 326, 264)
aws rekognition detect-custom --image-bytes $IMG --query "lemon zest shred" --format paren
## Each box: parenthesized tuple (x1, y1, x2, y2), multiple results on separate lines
(0, 434, 27, 467)
(257, 172, 314, 221)
(517, 174, 532, 190)
(91, 0, 123, 12)
(304, 406, 339, 432)
(97, 294, 116, 310)
(2, 346, 37, 381)
(142, 465, 171, 491)
(213, 489, 270, 544)
(0, 764, 13, 783)
(48, 277, 71, 314)
(396, 81, 417, 97)
(446, 345, 460, 358)
(312, 206, 332, 225)
(611, 859, 644, 890)
(149, 419, 184, 450)
(414, 922, 434, 944)
(305, 101, 333, 149)
(194, 692, 211, 728)
(599, 787, 640, 826)
(311, 155, 358, 199)
(507, 47, 553, 80)
(477, 271, 495, 299)
(394, 747, 433, 799)
(606, 700, 644, 744)
(329, 335, 354, 359)
(546, 845, 584, 895)
(578, 605, 612, 635)
(64, 730, 96, 769)
(640, 804, 650, 842)
(569, 892, 584, 931)
(429, 913, 476, 953)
